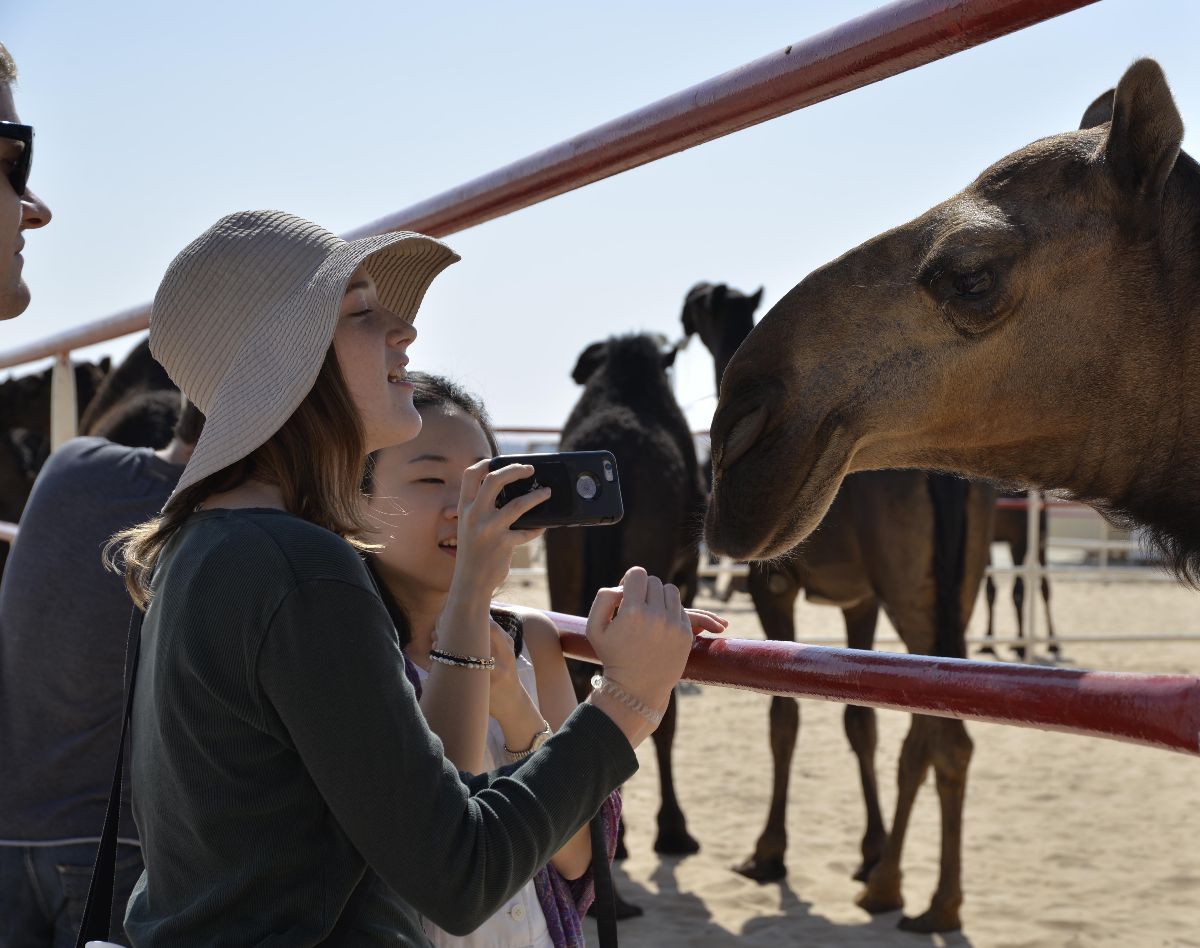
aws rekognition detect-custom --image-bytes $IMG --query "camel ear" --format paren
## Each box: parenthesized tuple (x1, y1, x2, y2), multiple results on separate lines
(571, 342, 607, 384)
(99, 356, 113, 374)
(1079, 89, 1114, 129)
(748, 287, 764, 312)
(1103, 59, 1183, 205)
(661, 346, 678, 370)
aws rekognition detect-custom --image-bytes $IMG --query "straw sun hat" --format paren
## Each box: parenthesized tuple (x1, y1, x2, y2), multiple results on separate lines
(150, 210, 459, 496)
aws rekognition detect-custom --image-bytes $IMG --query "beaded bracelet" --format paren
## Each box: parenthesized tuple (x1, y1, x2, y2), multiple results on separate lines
(590, 674, 663, 727)
(429, 648, 496, 670)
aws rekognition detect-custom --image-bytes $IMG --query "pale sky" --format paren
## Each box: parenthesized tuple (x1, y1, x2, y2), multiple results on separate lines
(4, 0, 1198, 430)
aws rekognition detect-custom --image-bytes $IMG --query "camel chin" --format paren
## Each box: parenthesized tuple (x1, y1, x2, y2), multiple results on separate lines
(706, 447, 848, 560)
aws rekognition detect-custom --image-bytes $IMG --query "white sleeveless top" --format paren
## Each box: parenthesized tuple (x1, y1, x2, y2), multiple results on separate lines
(412, 651, 554, 948)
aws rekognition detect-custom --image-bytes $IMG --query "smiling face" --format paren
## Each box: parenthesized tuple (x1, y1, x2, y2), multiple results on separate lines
(366, 406, 494, 597)
(332, 266, 422, 453)
(0, 82, 52, 320)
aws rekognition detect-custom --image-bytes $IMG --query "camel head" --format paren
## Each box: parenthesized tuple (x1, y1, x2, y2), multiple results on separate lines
(681, 282, 764, 386)
(708, 59, 1195, 566)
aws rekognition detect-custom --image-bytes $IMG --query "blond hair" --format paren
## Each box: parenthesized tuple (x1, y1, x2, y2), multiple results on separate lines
(108, 349, 371, 608)
(0, 43, 16, 83)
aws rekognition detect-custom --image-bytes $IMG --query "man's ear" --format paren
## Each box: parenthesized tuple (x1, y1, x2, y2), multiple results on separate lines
(571, 341, 607, 385)
(1103, 59, 1183, 205)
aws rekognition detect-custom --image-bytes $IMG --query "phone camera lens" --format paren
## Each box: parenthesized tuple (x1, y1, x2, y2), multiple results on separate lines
(575, 472, 599, 500)
(602, 460, 615, 482)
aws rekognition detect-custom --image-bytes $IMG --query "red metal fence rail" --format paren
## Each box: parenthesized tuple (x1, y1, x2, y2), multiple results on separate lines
(536, 609, 1200, 758)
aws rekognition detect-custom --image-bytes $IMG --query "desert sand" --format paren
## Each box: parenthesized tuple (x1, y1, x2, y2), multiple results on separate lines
(497, 575, 1200, 947)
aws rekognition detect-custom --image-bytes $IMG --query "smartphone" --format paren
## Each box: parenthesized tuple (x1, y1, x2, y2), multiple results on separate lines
(489, 450, 624, 529)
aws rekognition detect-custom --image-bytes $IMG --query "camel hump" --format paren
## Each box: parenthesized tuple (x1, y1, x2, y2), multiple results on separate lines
(1103, 58, 1184, 204)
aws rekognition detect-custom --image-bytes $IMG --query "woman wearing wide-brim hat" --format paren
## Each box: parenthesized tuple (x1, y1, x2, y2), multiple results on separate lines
(104, 210, 719, 945)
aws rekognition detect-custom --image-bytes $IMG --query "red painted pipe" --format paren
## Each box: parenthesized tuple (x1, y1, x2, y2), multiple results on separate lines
(346, 0, 1099, 241)
(531, 608, 1200, 758)
(0, 0, 1097, 371)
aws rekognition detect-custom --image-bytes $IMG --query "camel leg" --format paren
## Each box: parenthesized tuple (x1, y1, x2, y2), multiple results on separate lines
(1011, 575, 1027, 660)
(652, 690, 699, 855)
(842, 598, 886, 882)
(652, 560, 701, 855)
(979, 574, 998, 655)
(856, 715, 931, 916)
(898, 719, 973, 934)
(733, 565, 799, 883)
(1043, 575, 1059, 655)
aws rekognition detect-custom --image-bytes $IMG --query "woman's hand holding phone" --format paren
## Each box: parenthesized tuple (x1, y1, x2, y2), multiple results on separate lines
(453, 460, 550, 598)
(435, 461, 550, 670)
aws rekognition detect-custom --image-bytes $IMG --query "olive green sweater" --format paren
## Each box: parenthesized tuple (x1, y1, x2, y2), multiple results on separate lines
(124, 508, 636, 945)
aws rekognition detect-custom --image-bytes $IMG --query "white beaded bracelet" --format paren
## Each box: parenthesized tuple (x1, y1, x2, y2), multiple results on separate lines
(590, 674, 663, 727)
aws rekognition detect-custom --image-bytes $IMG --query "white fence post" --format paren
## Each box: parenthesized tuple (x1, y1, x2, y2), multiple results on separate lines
(50, 351, 78, 450)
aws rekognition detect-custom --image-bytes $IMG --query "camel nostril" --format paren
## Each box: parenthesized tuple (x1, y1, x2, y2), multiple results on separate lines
(715, 404, 767, 473)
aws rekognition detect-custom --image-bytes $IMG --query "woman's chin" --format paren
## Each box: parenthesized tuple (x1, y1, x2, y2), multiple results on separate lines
(368, 412, 423, 452)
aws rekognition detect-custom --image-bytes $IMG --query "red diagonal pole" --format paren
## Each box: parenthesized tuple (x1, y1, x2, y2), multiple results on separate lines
(533, 608, 1200, 758)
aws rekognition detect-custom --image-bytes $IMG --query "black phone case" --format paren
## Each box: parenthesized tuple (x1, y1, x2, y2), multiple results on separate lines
(489, 451, 624, 529)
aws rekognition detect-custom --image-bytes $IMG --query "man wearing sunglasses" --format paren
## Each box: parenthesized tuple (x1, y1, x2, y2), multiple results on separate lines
(0, 41, 52, 320)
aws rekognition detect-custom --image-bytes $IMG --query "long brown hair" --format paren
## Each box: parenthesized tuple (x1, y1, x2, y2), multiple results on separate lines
(109, 349, 368, 608)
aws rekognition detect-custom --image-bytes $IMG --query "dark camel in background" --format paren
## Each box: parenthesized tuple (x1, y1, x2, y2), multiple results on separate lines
(0, 337, 180, 578)
(546, 334, 705, 917)
(708, 57, 1197, 927)
(684, 283, 994, 934)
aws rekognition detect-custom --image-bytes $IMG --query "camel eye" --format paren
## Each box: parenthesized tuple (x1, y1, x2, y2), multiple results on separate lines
(952, 269, 994, 299)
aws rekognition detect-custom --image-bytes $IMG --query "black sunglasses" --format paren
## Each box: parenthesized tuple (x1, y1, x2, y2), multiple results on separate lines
(0, 122, 33, 197)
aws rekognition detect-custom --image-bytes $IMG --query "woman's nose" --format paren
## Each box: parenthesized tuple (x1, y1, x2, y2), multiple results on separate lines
(388, 317, 417, 347)
(21, 188, 51, 229)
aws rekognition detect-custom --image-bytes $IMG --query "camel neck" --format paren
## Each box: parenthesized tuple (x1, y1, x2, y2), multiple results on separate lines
(1062, 165, 1200, 580)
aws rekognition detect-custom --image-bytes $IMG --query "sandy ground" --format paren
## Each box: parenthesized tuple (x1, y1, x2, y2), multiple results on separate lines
(497, 574, 1200, 948)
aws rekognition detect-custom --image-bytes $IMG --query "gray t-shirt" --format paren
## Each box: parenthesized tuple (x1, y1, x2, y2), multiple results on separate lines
(0, 437, 182, 844)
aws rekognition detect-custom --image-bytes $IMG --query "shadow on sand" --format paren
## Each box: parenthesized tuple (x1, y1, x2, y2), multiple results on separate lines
(587, 856, 978, 947)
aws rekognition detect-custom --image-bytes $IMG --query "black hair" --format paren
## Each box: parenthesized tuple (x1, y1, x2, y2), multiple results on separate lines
(173, 397, 206, 446)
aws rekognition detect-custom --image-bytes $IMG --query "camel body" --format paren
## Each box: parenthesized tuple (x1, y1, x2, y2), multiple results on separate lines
(545, 334, 705, 879)
(686, 283, 993, 932)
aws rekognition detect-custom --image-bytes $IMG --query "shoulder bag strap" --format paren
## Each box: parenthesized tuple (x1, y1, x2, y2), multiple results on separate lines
(589, 814, 619, 947)
(75, 606, 144, 947)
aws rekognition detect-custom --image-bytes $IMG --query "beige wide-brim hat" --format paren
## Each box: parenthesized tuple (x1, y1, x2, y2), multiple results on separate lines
(150, 209, 459, 496)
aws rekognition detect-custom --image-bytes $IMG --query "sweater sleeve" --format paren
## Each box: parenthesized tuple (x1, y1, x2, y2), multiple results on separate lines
(255, 578, 637, 934)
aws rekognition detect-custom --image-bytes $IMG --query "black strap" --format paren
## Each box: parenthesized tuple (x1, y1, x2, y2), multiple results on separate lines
(589, 814, 618, 948)
(75, 607, 143, 947)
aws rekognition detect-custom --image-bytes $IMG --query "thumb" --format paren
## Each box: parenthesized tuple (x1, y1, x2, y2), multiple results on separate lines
(586, 587, 624, 635)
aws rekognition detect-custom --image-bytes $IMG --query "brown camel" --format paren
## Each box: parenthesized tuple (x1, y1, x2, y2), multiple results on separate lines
(684, 283, 994, 934)
(707, 59, 1200, 579)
